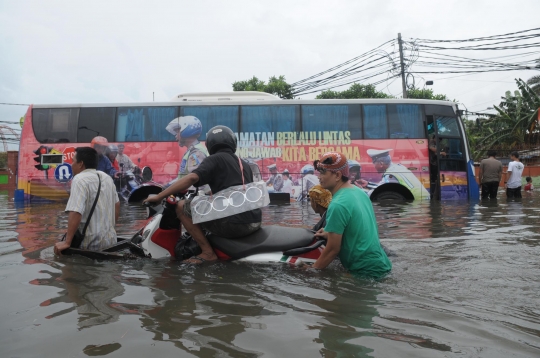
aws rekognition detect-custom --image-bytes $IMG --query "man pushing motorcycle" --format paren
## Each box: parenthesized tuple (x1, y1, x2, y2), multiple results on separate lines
(144, 125, 262, 264)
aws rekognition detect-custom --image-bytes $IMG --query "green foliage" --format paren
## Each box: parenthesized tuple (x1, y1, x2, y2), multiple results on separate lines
(469, 79, 540, 160)
(526, 58, 540, 95)
(232, 75, 294, 99)
(315, 83, 392, 99)
(0, 152, 6, 169)
(406, 87, 449, 101)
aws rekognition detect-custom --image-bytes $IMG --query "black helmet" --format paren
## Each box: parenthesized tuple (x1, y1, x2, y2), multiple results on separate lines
(206, 125, 237, 155)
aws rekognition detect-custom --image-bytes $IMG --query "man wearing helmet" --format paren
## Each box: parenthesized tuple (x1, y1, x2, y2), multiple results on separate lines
(106, 144, 120, 171)
(300, 164, 319, 200)
(90, 136, 118, 178)
(347, 159, 377, 190)
(145, 125, 262, 264)
(165, 116, 209, 180)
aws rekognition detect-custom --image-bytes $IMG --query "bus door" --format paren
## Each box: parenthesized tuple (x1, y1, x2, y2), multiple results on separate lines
(427, 115, 468, 200)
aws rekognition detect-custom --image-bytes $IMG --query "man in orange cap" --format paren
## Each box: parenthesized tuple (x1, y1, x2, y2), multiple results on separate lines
(310, 151, 392, 278)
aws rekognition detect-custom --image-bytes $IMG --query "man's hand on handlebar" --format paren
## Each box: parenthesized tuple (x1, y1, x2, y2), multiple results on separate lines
(143, 194, 162, 206)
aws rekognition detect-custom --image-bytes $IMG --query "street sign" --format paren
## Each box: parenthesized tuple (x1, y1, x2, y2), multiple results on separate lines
(63, 147, 76, 165)
(55, 163, 73, 183)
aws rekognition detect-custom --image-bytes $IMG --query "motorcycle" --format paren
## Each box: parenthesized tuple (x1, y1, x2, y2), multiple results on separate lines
(116, 163, 163, 203)
(63, 193, 326, 265)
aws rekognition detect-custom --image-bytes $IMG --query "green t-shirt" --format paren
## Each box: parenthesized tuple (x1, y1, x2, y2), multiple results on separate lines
(325, 186, 392, 278)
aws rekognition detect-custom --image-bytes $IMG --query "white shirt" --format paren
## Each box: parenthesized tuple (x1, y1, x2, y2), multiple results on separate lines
(507, 161, 525, 189)
(282, 178, 293, 194)
(65, 169, 119, 250)
(302, 174, 319, 195)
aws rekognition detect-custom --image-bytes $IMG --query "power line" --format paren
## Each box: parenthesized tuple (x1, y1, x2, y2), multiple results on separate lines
(290, 27, 540, 97)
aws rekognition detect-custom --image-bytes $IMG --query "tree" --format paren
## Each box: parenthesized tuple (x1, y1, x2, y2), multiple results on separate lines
(315, 83, 391, 99)
(526, 58, 540, 95)
(406, 87, 449, 101)
(232, 75, 294, 99)
(472, 79, 540, 159)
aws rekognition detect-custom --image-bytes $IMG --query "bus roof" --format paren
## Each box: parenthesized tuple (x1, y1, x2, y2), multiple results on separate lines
(171, 91, 280, 101)
(32, 96, 457, 109)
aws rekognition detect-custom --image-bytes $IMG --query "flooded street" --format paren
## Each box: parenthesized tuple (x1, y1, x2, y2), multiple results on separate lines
(0, 192, 539, 357)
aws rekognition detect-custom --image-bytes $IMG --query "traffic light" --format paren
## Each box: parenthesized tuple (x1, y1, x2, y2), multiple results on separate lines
(33, 146, 50, 170)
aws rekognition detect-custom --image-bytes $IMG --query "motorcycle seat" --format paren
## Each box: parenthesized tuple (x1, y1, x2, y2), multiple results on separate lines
(207, 225, 315, 259)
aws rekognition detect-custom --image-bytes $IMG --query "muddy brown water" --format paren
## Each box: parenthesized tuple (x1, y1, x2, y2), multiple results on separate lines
(0, 192, 539, 357)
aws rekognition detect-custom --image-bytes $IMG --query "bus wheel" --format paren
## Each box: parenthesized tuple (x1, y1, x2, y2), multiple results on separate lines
(372, 191, 406, 201)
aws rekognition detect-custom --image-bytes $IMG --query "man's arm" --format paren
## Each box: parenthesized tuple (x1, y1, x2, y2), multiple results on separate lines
(145, 173, 200, 203)
(54, 211, 82, 254)
(505, 163, 512, 184)
(478, 162, 483, 183)
(115, 202, 120, 223)
(312, 230, 342, 269)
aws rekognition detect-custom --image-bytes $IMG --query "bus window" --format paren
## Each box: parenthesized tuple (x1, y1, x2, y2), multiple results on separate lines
(181, 106, 239, 140)
(32, 108, 79, 143)
(241, 105, 299, 132)
(425, 104, 455, 117)
(116, 107, 178, 142)
(78, 107, 116, 143)
(363, 105, 388, 139)
(436, 116, 461, 137)
(388, 104, 424, 139)
(301, 105, 361, 139)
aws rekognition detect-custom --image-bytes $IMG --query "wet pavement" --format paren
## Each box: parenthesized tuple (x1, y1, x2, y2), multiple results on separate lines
(0, 191, 539, 357)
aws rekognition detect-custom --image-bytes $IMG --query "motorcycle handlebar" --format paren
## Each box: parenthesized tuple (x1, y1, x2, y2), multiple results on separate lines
(143, 194, 160, 207)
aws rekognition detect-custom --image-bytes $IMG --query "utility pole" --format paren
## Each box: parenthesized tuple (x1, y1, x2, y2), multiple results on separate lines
(398, 33, 407, 98)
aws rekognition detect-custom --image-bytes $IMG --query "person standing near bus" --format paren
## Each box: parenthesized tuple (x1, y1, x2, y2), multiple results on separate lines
(505, 151, 525, 199)
(309, 151, 392, 277)
(90, 136, 118, 178)
(166, 116, 209, 180)
(479, 150, 502, 199)
(116, 143, 135, 172)
(367, 149, 430, 200)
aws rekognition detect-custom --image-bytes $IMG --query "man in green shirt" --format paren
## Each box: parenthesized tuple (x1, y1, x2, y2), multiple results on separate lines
(311, 151, 392, 278)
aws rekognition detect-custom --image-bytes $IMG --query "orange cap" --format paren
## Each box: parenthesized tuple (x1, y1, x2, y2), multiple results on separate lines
(91, 136, 109, 147)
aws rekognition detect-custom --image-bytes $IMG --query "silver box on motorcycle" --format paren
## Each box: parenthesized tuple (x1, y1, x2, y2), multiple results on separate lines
(191, 181, 270, 224)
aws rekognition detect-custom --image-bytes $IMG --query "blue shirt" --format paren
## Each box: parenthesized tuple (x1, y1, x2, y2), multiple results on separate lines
(97, 155, 117, 177)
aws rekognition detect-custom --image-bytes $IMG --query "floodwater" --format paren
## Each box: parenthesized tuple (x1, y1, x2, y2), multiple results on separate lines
(1, 192, 539, 358)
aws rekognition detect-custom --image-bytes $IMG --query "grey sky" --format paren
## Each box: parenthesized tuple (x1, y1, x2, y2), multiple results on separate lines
(1, 0, 539, 150)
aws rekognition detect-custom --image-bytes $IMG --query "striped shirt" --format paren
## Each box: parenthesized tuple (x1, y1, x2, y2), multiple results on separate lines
(65, 169, 119, 250)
